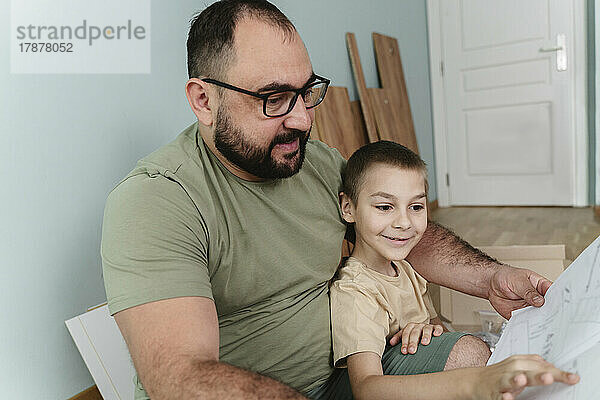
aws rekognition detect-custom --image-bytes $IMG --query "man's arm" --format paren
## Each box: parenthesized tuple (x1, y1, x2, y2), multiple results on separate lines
(406, 222, 552, 319)
(115, 296, 305, 400)
(406, 222, 500, 297)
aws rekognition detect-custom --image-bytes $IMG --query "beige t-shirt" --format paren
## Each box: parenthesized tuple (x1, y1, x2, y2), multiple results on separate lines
(330, 256, 438, 367)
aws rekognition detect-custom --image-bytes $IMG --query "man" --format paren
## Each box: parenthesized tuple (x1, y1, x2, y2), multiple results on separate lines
(102, 1, 564, 399)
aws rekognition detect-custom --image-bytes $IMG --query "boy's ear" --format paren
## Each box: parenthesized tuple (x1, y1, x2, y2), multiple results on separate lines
(339, 192, 356, 223)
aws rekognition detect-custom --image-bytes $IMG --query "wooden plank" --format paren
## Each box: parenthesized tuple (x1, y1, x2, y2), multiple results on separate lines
(67, 386, 102, 400)
(372, 32, 419, 154)
(314, 86, 368, 159)
(314, 87, 347, 156)
(350, 101, 367, 148)
(346, 32, 379, 143)
(367, 87, 410, 145)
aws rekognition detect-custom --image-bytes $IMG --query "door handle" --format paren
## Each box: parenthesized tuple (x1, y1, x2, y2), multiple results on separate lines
(539, 46, 563, 52)
(539, 34, 567, 71)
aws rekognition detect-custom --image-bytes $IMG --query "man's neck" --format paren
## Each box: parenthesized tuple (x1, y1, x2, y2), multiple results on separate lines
(197, 123, 266, 182)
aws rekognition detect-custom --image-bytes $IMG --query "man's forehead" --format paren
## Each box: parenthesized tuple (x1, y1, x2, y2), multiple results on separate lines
(228, 17, 313, 89)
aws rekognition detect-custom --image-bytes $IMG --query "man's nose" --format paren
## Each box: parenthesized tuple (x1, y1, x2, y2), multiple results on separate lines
(283, 97, 313, 131)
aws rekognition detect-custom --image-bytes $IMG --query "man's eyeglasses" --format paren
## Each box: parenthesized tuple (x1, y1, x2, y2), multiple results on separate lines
(202, 75, 330, 118)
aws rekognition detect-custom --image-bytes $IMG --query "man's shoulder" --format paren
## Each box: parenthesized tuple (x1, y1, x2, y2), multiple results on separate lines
(303, 139, 346, 185)
(305, 139, 345, 165)
(132, 122, 200, 178)
(105, 123, 206, 215)
(109, 122, 206, 194)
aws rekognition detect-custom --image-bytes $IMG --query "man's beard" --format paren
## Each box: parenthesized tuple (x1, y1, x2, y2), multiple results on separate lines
(213, 107, 310, 179)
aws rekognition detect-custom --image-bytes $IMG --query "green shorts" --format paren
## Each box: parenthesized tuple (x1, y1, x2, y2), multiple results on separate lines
(306, 331, 467, 400)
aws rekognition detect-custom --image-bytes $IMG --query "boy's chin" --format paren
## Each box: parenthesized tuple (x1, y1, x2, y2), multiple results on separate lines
(384, 248, 413, 262)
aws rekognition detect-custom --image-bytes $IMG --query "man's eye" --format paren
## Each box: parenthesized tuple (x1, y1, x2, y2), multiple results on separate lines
(267, 95, 286, 106)
(303, 88, 315, 100)
(375, 205, 392, 211)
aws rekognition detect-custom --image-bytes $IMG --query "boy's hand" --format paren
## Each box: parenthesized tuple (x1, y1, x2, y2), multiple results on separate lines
(474, 354, 579, 400)
(389, 322, 444, 354)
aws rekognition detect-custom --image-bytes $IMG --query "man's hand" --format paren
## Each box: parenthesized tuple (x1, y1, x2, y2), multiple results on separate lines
(388, 322, 444, 354)
(488, 265, 553, 319)
(407, 222, 554, 320)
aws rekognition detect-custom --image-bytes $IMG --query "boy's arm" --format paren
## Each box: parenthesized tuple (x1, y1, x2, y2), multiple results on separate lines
(346, 352, 578, 400)
(347, 352, 468, 400)
(406, 222, 552, 319)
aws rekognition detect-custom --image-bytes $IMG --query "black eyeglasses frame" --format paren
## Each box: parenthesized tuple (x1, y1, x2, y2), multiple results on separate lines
(201, 74, 330, 117)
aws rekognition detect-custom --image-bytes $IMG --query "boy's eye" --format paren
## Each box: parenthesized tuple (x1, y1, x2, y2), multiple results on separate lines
(375, 205, 393, 211)
(410, 204, 425, 212)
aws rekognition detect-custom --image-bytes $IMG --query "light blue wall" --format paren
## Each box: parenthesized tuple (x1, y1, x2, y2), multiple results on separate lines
(0, 1, 434, 398)
(1, 1, 200, 398)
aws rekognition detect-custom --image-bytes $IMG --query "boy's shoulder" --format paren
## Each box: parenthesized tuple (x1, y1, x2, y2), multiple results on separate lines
(333, 257, 380, 290)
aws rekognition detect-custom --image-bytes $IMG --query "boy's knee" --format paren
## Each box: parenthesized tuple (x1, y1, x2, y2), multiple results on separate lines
(444, 334, 491, 370)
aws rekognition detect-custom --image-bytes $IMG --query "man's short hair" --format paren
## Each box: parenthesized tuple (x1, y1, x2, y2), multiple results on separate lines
(342, 140, 429, 204)
(187, 0, 296, 80)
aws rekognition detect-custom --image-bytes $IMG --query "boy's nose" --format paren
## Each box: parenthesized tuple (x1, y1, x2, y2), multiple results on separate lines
(392, 213, 411, 230)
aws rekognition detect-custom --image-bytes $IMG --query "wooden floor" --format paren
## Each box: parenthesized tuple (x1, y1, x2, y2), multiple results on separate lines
(430, 207, 600, 263)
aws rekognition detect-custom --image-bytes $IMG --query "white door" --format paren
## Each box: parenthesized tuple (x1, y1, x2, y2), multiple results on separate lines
(440, 0, 577, 205)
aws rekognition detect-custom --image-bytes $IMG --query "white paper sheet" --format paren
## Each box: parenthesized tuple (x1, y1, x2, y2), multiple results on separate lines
(488, 235, 600, 399)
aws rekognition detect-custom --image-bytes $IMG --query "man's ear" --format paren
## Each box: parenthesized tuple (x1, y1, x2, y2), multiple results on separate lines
(339, 192, 356, 223)
(185, 78, 216, 126)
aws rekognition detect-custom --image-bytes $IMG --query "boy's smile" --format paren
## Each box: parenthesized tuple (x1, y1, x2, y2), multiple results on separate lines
(382, 234, 414, 244)
(341, 164, 428, 275)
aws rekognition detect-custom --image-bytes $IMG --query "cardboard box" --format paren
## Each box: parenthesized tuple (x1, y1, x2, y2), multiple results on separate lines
(437, 244, 566, 327)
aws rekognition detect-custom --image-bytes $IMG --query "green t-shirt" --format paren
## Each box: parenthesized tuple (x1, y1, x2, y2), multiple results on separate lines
(101, 123, 347, 396)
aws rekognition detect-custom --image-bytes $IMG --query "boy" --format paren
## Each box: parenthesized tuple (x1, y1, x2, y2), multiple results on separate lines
(329, 141, 579, 400)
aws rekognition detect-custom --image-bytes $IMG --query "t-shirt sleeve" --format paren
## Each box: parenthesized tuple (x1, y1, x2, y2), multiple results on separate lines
(330, 279, 389, 367)
(423, 291, 438, 320)
(412, 267, 438, 320)
(101, 173, 212, 315)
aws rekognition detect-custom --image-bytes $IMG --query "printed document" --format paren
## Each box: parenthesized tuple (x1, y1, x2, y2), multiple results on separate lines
(488, 235, 600, 399)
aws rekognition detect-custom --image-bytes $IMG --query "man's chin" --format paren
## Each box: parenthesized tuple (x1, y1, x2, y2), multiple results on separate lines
(282, 148, 300, 161)
(274, 161, 301, 177)
(269, 152, 303, 177)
